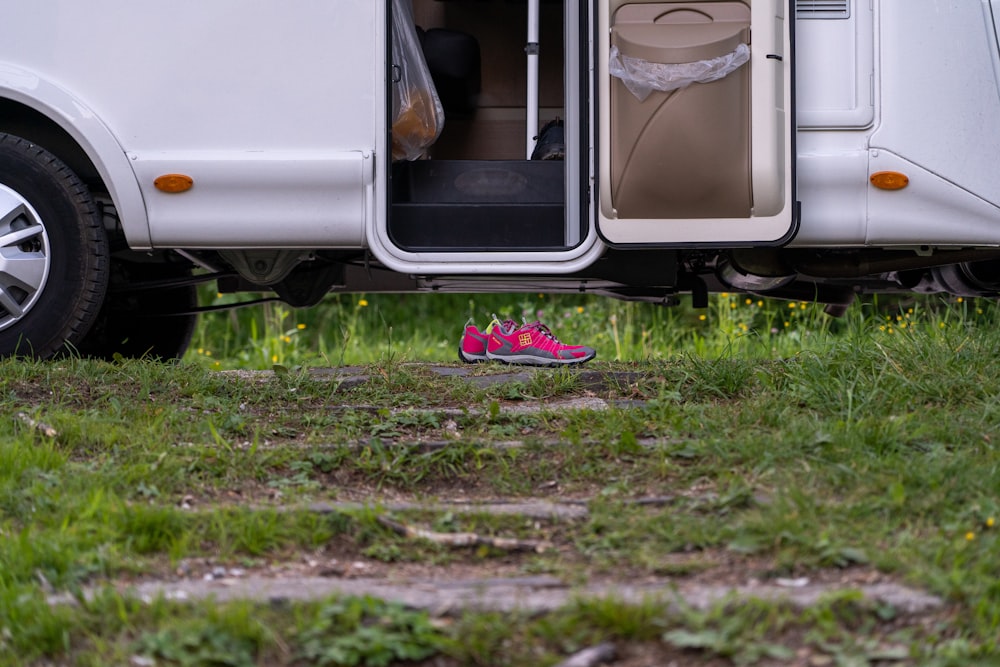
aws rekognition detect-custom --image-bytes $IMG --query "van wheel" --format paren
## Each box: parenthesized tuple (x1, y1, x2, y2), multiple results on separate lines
(73, 260, 199, 361)
(0, 133, 108, 359)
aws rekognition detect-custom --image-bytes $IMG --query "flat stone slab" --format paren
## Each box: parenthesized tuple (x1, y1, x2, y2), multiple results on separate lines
(223, 366, 650, 394)
(56, 575, 942, 618)
(304, 499, 590, 520)
(324, 396, 613, 419)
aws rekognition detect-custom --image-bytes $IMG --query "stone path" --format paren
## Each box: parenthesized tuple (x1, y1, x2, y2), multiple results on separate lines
(56, 365, 944, 631)
(61, 574, 939, 619)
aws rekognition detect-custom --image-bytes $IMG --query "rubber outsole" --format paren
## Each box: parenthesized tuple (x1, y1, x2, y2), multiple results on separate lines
(485, 351, 596, 367)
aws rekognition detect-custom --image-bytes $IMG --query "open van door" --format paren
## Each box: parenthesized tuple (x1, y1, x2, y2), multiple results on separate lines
(594, 0, 796, 246)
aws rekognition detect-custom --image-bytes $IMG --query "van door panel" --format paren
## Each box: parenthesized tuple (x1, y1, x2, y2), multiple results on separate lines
(595, 0, 796, 245)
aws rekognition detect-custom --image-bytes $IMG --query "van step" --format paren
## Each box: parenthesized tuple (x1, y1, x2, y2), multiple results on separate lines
(392, 159, 564, 204)
(390, 203, 564, 251)
(389, 160, 566, 250)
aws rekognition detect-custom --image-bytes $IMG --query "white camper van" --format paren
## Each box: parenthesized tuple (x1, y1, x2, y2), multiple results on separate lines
(1, 1, 999, 359)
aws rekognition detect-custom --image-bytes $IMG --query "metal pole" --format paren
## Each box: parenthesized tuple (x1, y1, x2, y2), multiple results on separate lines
(526, 0, 540, 158)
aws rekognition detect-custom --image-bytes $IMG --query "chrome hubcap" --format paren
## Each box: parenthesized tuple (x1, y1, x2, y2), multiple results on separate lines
(0, 184, 51, 331)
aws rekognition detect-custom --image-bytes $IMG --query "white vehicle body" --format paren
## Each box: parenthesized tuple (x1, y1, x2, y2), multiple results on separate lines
(1, 0, 999, 358)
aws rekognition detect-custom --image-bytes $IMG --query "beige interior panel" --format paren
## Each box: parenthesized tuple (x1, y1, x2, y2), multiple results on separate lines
(596, 0, 795, 245)
(610, 3, 751, 218)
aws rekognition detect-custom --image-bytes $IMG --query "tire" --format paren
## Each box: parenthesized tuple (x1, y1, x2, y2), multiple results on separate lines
(0, 133, 108, 359)
(73, 260, 199, 361)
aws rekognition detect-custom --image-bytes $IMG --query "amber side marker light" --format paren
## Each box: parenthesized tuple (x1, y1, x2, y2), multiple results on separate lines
(870, 171, 909, 191)
(154, 174, 194, 193)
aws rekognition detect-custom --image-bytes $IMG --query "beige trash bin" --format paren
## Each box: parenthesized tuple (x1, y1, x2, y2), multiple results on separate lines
(610, 2, 751, 219)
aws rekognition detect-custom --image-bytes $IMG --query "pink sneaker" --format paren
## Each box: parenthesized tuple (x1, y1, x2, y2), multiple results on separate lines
(458, 321, 491, 363)
(486, 320, 596, 366)
(458, 317, 512, 363)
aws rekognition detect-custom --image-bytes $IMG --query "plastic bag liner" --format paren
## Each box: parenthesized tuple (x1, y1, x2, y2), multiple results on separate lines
(609, 43, 750, 102)
(391, 0, 444, 161)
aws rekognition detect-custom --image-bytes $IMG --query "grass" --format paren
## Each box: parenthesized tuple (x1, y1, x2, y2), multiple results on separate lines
(185, 290, 857, 369)
(1, 294, 1000, 663)
(184, 288, 998, 371)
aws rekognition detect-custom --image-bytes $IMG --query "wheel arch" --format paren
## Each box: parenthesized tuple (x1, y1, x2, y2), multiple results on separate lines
(0, 65, 151, 248)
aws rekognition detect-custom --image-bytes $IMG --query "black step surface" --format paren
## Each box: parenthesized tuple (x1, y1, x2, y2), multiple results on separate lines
(390, 160, 566, 250)
(392, 160, 564, 204)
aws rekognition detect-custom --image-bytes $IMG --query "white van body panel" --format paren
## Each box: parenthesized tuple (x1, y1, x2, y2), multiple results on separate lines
(4, 1, 382, 249)
(795, 0, 874, 129)
(867, 150, 1000, 247)
(0, 63, 151, 247)
(870, 0, 1000, 209)
(862, 0, 1000, 247)
(794, 0, 1000, 249)
(132, 152, 371, 248)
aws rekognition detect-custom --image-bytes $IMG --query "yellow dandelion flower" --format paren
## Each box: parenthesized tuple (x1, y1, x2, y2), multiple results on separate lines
(721, 292, 729, 298)
(205, 350, 212, 357)
(745, 298, 753, 305)
(730, 302, 737, 309)
(957, 297, 964, 303)
(879, 325, 886, 332)
(197, 348, 204, 354)
(888, 327, 894, 334)
(698, 314, 707, 321)
(978, 309, 984, 315)
(297, 323, 307, 330)
(282, 335, 292, 344)
(271, 354, 278, 363)
(757, 300, 764, 307)
(216, 293, 223, 299)
(966, 531, 976, 541)
(987, 517, 996, 528)
(358, 299, 369, 307)
(800, 303, 808, 310)
(907, 308, 914, 314)
(577, 306, 585, 314)
(939, 322, 946, 329)
(788, 302, 796, 309)
(784, 321, 790, 327)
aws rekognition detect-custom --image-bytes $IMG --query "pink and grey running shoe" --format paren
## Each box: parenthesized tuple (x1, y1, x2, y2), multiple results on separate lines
(458, 317, 512, 363)
(486, 319, 596, 366)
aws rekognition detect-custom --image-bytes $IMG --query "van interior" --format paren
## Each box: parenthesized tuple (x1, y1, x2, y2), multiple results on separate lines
(388, 0, 582, 252)
(387, 0, 764, 252)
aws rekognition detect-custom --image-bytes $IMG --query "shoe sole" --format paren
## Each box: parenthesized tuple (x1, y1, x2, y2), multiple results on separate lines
(486, 351, 595, 367)
(458, 346, 488, 363)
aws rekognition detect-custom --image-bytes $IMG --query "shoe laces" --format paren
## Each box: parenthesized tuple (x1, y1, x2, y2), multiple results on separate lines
(522, 320, 563, 344)
(488, 314, 518, 335)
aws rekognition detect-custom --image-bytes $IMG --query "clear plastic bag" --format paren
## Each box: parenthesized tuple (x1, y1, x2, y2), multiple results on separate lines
(609, 43, 751, 102)
(391, 0, 444, 161)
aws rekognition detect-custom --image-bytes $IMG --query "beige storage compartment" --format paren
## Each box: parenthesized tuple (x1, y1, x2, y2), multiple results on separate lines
(610, 2, 751, 219)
